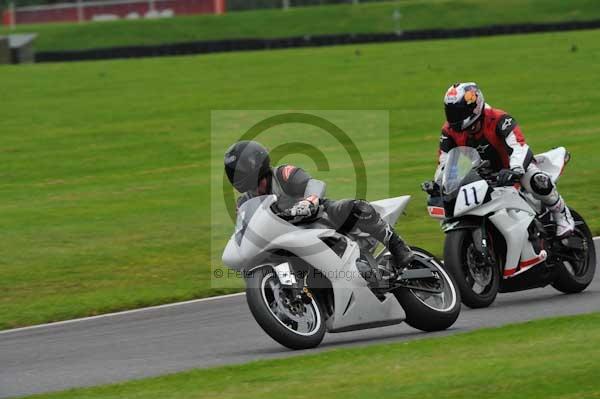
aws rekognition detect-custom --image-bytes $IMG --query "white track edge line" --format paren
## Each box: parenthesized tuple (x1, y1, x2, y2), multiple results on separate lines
(0, 292, 246, 335)
(3, 237, 599, 335)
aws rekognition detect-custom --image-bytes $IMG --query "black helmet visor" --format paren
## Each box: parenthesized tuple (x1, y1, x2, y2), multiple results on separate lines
(444, 103, 474, 130)
(225, 167, 257, 193)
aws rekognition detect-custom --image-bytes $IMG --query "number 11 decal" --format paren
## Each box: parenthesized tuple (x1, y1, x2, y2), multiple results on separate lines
(462, 186, 480, 207)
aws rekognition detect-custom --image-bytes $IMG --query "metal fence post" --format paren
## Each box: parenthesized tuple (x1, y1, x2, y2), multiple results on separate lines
(9, 1, 15, 30)
(393, 9, 403, 35)
(76, 0, 84, 23)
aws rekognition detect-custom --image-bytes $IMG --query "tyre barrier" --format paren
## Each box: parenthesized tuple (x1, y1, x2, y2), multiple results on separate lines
(35, 19, 600, 63)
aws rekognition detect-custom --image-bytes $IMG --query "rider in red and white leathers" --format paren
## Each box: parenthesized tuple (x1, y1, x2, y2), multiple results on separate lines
(434, 82, 574, 237)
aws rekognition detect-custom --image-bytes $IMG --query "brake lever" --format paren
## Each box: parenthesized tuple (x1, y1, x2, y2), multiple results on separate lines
(474, 160, 491, 171)
(271, 204, 292, 220)
(489, 173, 522, 187)
(421, 181, 440, 196)
(276, 205, 322, 223)
(486, 173, 500, 187)
(277, 210, 295, 221)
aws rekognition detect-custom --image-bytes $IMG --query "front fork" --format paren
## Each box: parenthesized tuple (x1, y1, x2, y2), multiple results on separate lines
(273, 261, 315, 306)
(471, 222, 496, 268)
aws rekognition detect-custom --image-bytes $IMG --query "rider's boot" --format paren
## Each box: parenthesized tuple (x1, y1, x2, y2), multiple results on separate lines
(377, 224, 414, 271)
(548, 196, 575, 238)
(524, 170, 574, 238)
(340, 199, 414, 271)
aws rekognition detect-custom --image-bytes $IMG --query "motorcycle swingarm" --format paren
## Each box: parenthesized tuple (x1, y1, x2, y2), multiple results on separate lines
(391, 283, 443, 294)
(373, 268, 443, 295)
(559, 236, 586, 250)
(390, 268, 443, 294)
(398, 268, 436, 280)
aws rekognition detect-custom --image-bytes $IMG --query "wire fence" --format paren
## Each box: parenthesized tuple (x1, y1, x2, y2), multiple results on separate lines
(227, 0, 386, 11)
(2, 0, 388, 10)
(2, 0, 225, 25)
(1, 0, 388, 27)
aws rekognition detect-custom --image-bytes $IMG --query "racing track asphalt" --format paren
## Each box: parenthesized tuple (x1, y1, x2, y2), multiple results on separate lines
(1, 239, 599, 398)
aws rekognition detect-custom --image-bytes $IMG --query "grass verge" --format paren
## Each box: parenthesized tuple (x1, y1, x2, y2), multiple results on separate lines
(1, 29, 600, 329)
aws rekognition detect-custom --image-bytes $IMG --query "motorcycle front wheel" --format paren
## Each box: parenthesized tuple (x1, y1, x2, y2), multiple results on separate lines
(444, 229, 500, 308)
(245, 265, 326, 350)
(393, 247, 461, 332)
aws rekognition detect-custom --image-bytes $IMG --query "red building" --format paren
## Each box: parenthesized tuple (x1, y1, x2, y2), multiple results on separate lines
(3, 0, 226, 26)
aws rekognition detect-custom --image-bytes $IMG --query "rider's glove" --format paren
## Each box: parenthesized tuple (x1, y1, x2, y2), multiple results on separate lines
(421, 181, 440, 195)
(288, 199, 317, 217)
(497, 167, 524, 186)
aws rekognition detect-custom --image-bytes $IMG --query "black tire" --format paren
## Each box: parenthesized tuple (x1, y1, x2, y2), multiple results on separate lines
(444, 229, 500, 308)
(552, 210, 596, 294)
(245, 266, 325, 350)
(394, 247, 461, 332)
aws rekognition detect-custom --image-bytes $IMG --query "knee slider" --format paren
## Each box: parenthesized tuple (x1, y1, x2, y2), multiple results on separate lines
(530, 172, 554, 196)
(351, 200, 377, 223)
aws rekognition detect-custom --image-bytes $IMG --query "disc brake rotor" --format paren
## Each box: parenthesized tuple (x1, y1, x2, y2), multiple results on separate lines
(264, 275, 317, 333)
(467, 245, 492, 287)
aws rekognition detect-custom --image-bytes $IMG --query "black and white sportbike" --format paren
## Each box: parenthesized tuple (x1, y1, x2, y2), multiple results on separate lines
(222, 195, 461, 349)
(423, 146, 596, 308)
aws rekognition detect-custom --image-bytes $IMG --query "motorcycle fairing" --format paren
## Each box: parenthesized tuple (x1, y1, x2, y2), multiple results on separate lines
(453, 180, 491, 217)
(534, 147, 568, 183)
(320, 241, 406, 332)
(451, 187, 546, 277)
(488, 208, 547, 278)
(371, 195, 411, 226)
(222, 194, 406, 333)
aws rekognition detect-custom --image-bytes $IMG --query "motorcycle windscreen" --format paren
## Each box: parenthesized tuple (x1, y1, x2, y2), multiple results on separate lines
(234, 195, 274, 246)
(442, 146, 481, 194)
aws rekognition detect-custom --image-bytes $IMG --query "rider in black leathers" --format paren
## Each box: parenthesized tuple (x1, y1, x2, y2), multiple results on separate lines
(224, 140, 413, 269)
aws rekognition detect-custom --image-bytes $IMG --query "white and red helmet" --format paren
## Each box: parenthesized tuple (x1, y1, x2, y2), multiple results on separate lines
(443, 82, 485, 131)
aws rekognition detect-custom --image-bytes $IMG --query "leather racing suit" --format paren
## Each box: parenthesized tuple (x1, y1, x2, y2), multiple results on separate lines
(237, 164, 413, 268)
(434, 105, 574, 237)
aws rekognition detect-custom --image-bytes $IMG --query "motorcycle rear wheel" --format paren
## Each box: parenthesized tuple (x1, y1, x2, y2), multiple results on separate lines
(393, 247, 461, 332)
(552, 209, 596, 294)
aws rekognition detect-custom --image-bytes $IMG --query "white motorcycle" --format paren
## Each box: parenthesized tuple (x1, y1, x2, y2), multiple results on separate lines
(222, 195, 461, 349)
(424, 146, 596, 308)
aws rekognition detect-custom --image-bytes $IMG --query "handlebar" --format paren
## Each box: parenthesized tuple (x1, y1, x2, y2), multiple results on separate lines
(476, 160, 491, 170)
(482, 172, 521, 188)
(474, 160, 521, 187)
(421, 181, 440, 196)
(422, 170, 520, 196)
(273, 204, 323, 223)
(275, 208, 294, 220)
